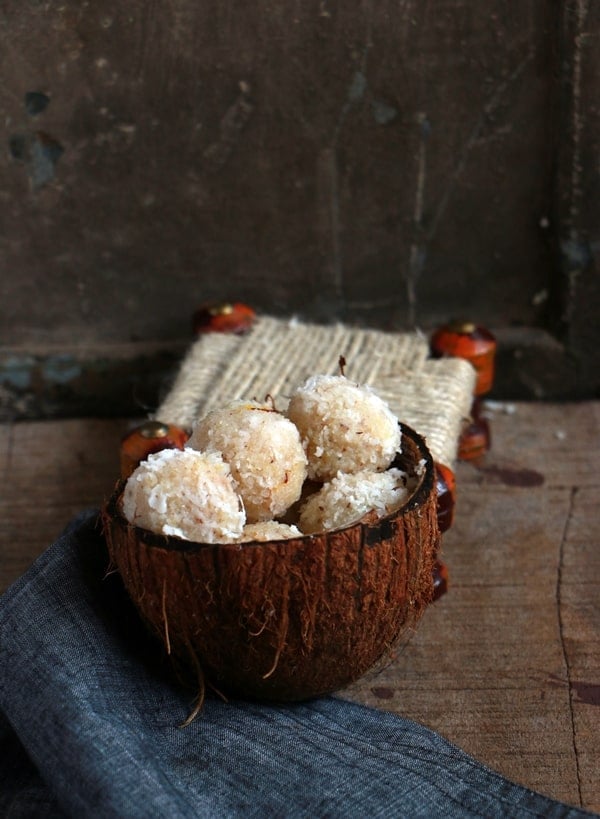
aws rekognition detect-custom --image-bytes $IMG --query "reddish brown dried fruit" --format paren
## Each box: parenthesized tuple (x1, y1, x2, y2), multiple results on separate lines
(120, 421, 189, 479)
(192, 302, 256, 335)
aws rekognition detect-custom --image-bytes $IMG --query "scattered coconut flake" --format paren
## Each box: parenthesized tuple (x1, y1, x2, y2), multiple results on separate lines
(483, 400, 517, 416)
(237, 521, 303, 542)
(415, 458, 427, 477)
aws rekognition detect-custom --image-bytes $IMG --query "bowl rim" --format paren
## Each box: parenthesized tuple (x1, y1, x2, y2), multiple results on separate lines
(104, 421, 435, 554)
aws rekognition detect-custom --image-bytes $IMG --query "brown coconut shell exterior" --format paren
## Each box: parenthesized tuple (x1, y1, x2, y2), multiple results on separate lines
(102, 423, 439, 702)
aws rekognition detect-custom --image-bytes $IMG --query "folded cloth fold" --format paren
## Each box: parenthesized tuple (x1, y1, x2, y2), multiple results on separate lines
(0, 513, 594, 818)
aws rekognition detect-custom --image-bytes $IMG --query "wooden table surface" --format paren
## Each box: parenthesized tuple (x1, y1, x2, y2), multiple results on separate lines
(1, 402, 599, 813)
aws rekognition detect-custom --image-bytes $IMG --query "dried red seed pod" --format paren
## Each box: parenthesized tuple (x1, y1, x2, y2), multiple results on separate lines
(434, 462, 456, 533)
(120, 421, 190, 479)
(430, 320, 497, 396)
(192, 302, 256, 335)
(458, 399, 491, 461)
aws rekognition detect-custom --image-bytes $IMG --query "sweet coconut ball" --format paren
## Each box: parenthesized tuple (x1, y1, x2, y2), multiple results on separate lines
(121, 448, 245, 542)
(286, 374, 401, 481)
(299, 468, 409, 534)
(237, 521, 303, 542)
(188, 401, 308, 523)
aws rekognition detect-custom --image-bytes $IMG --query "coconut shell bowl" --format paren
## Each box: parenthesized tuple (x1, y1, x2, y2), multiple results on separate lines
(102, 423, 439, 704)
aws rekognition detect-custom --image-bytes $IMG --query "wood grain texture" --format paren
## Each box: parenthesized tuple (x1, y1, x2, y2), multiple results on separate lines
(0, 418, 125, 592)
(2, 1, 599, 417)
(556, 0, 600, 390)
(0, 0, 556, 342)
(1, 403, 598, 811)
(344, 401, 600, 810)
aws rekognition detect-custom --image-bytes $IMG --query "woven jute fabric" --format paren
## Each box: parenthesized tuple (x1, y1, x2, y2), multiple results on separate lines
(156, 315, 476, 466)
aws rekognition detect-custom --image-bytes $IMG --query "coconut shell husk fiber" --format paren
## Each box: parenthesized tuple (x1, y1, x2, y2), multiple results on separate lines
(103, 424, 439, 702)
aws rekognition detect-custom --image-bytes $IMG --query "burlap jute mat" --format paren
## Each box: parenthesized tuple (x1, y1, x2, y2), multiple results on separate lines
(156, 316, 476, 467)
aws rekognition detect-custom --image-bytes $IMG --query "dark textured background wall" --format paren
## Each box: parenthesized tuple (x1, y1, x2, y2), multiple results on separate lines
(1, 1, 598, 417)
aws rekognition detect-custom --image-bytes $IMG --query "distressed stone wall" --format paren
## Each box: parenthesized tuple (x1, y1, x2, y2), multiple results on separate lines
(0, 1, 598, 416)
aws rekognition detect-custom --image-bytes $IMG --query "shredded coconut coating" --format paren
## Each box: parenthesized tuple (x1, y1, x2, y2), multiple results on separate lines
(121, 448, 245, 543)
(286, 374, 401, 481)
(188, 401, 308, 523)
(298, 468, 409, 534)
(236, 521, 303, 542)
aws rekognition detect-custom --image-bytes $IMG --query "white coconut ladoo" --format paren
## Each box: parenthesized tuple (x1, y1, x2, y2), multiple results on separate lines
(188, 400, 308, 523)
(238, 521, 303, 542)
(299, 467, 410, 534)
(121, 448, 245, 543)
(286, 374, 401, 482)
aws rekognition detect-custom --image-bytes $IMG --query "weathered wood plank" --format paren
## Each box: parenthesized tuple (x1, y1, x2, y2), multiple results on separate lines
(0, 418, 125, 592)
(560, 487, 600, 810)
(0, 403, 598, 811)
(344, 486, 584, 806)
(1, 3, 599, 425)
(0, 2, 568, 342)
(470, 400, 600, 489)
(343, 401, 600, 811)
(557, 0, 600, 391)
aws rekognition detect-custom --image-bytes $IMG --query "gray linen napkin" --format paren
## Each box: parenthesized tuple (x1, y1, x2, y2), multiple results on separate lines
(0, 511, 595, 818)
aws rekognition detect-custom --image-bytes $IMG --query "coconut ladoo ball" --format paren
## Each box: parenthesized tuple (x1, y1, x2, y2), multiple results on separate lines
(299, 468, 409, 534)
(238, 521, 303, 542)
(121, 448, 245, 543)
(286, 374, 401, 481)
(188, 401, 308, 523)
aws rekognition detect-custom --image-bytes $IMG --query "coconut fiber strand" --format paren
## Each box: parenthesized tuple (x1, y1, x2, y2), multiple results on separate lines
(0, 512, 593, 819)
(156, 316, 476, 467)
